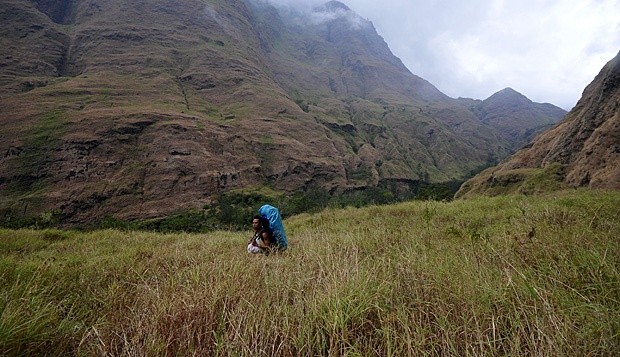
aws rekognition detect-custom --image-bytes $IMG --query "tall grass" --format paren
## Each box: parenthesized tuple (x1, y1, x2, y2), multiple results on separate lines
(1, 189, 618, 355)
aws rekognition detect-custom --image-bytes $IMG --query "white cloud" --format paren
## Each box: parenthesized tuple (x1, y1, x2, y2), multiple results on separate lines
(309, 3, 368, 29)
(363, 0, 620, 110)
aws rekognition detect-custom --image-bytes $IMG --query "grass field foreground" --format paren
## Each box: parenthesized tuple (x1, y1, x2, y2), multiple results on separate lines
(1, 189, 619, 355)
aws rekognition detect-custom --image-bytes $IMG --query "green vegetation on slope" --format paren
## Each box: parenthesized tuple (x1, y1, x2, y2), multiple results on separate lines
(5, 108, 69, 194)
(0, 182, 458, 231)
(102, 182, 456, 232)
(1, 189, 618, 355)
(457, 162, 570, 198)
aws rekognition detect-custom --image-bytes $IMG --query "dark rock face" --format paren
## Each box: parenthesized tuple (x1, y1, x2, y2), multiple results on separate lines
(0, 0, 570, 225)
(457, 51, 620, 197)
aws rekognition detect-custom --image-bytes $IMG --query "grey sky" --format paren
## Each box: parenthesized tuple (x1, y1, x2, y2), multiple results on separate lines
(261, 0, 620, 110)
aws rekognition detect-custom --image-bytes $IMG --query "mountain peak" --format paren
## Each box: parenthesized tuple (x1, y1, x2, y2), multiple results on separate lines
(473, 87, 566, 148)
(498, 87, 518, 95)
(490, 87, 528, 100)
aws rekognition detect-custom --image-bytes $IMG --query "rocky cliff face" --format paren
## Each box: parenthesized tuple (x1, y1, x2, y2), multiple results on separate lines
(0, 0, 566, 225)
(457, 51, 620, 197)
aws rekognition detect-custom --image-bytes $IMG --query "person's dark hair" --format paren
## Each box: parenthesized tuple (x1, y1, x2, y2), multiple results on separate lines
(261, 215, 270, 232)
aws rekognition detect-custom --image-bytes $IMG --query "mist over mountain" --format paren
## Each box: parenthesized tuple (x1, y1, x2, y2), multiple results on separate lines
(0, 0, 565, 225)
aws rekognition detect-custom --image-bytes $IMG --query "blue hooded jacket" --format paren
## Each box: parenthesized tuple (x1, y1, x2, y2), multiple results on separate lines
(258, 204, 288, 250)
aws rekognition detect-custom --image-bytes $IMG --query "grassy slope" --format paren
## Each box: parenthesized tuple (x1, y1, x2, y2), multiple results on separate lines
(1, 189, 618, 355)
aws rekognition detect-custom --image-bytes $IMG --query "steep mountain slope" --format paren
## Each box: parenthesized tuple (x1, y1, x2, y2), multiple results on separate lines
(252, 1, 513, 181)
(457, 50, 620, 197)
(0, 0, 565, 225)
(2, 0, 317, 224)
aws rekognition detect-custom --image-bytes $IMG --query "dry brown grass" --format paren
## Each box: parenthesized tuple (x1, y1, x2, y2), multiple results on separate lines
(1, 189, 619, 356)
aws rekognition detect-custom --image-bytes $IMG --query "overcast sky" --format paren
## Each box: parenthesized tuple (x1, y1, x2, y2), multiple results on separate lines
(262, 0, 620, 110)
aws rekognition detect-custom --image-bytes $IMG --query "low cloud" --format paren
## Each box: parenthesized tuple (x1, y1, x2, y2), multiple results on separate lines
(247, 0, 323, 13)
(312, 5, 369, 29)
(251, 0, 368, 29)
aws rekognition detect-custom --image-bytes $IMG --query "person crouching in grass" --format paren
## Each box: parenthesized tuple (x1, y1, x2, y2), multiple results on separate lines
(247, 215, 272, 254)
